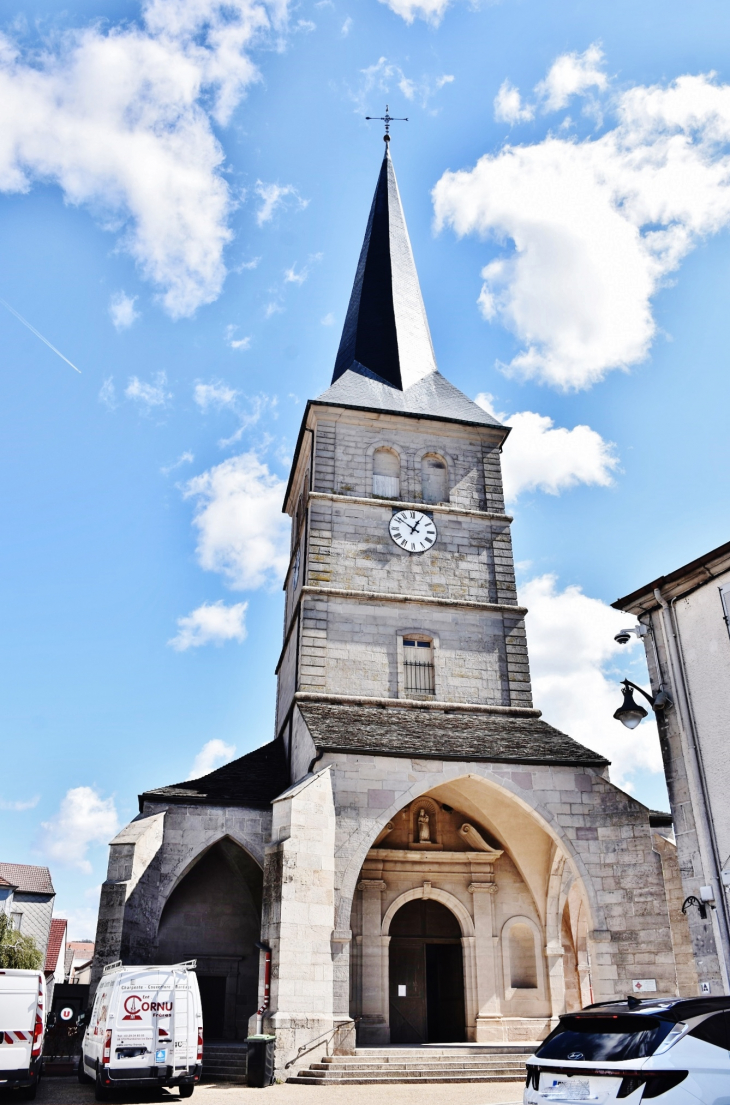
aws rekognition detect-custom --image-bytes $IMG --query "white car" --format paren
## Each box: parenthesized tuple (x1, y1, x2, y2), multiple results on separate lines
(80, 961, 203, 1101)
(524, 995, 730, 1104)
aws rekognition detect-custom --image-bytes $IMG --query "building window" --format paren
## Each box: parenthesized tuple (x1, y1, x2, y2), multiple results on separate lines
(509, 923, 538, 989)
(10, 912, 22, 931)
(372, 448, 400, 499)
(403, 638, 435, 696)
(421, 454, 448, 504)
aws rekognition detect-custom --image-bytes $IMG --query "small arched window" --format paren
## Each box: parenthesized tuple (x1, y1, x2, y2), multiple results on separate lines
(373, 448, 400, 499)
(421, 454, 448, 504)
(509, 923, 538, 989)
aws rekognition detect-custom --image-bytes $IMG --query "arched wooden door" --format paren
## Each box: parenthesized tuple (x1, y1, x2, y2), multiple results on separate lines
(388, 899, 465, 1044)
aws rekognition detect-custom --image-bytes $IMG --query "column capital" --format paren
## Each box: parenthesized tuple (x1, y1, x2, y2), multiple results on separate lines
(357, 879, 387, 892)
(468, 882, 498, 894)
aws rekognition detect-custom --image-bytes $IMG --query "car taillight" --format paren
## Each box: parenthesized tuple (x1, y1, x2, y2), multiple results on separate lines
(31, 1014, 43, 1058)
(102, 1029, 112, 1065)
(197, 1027, 203, 1061)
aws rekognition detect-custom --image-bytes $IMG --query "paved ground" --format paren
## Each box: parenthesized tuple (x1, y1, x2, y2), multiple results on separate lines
(9, 1079, 524, 1105)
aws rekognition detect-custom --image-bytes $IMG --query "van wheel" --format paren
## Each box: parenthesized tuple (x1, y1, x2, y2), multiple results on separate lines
(19, 1084, 37, 1101)
(179, 1085, 195, 1098)
(94, 1078, 111, 1101)
(78, 1061, 93, 1084)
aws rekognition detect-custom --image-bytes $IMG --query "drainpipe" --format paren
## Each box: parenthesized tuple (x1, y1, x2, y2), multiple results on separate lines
(255, 941, 272, 1035)
(654, 587, 730, 990)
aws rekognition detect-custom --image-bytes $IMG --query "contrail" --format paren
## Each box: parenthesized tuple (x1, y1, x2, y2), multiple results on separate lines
(0, 297, 81, 374)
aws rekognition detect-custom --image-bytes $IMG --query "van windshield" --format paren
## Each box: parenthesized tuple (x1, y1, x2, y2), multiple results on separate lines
(535, 1015, 674, 1062)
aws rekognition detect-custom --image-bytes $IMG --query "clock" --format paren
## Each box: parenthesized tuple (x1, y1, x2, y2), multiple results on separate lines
(389, 510, 437, 553)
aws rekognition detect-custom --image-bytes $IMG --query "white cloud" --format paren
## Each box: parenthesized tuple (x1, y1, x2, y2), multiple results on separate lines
(99, 377, 117, 409)
(0, 0, 287, 318)
(109, 291, 140, 331)
(38, 786, 119, 874)
(234, 256, 261, 272)
(433, 61, 730, 390)
(0, 795, 39, 811)
(494, 80, 534, 125)
(126, 371, 171, 408)
(255, 181, 307, 226)
(183, 451, 289, 589)
(522, 574, 663, 790)
(169, 599, 248, 650)
(535, 43, 608, 112)
(321, 312, 335, 326)
(284, 263, 308, 285)
(475, 394, 618, 502)
(356, 57, 453, 109)
(341, 17, 353, 35)
(161, 450, 194, 475)
(376, 0, 450, 25)
(226, 326, 251, 351)
(187, 738, 237, 778)
(194, 380, 238, 410)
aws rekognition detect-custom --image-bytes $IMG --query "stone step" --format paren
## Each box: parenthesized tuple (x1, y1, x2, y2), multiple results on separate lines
(288, 1074, 524, 1085)
(309, 1062, 527, 1072)
(351, 1047, 535, 1056)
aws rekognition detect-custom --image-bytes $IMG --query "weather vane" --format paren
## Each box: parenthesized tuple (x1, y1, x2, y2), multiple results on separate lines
(365, 104, 408, 145)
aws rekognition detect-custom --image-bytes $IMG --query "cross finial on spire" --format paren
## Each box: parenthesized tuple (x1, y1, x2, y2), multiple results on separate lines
(365, 103, 408, 148)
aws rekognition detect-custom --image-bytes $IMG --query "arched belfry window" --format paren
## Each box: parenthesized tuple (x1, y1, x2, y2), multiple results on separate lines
(421, 454, 448, 504)
(373, 448, 400, 499)
(403, 636, 435, 696)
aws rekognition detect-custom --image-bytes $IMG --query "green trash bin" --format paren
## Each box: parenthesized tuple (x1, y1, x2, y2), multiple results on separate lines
(246, 1034, 276, 1087)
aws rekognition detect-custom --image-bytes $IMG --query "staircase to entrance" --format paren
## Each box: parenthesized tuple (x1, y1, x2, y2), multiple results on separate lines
(288, 1044, 534, 1084)
(202, 1041, 248, 1083)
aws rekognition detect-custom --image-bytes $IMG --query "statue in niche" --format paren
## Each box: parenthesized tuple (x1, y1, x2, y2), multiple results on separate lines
(417, 809, 431, 843)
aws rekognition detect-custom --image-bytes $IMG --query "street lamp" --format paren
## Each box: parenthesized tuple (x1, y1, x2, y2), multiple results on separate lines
(613, 679, 672, 730)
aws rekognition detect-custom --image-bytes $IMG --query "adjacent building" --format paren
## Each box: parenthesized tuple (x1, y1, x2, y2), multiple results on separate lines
(614, 539, 730, 994)
(0, 863, 56, 956)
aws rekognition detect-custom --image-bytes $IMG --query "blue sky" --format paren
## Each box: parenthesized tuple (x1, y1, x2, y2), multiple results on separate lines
(2, 0, 730, 937)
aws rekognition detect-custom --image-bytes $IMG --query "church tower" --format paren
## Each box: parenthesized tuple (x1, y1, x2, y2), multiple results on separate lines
(93, 141, 687, 1075)
(277, 141, 534, 775)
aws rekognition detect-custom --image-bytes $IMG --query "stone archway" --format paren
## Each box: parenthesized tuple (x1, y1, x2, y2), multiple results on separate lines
(156, 837, 262, 1040)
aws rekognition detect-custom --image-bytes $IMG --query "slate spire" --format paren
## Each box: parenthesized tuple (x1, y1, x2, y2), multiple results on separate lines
(332, 145, 438, 391)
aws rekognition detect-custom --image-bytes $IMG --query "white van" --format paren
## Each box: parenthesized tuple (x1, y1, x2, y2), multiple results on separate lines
(0, 969, 46, 1099)
(80, 961, 203, 1100)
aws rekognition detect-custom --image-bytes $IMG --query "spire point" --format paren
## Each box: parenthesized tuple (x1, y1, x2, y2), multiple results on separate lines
(365, 104, 407, 150)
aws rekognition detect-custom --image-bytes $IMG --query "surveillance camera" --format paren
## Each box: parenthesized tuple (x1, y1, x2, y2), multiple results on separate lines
(614, 630, 632, 645)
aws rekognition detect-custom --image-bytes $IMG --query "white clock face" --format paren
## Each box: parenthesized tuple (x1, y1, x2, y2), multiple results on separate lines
(389, 510, 437, 553)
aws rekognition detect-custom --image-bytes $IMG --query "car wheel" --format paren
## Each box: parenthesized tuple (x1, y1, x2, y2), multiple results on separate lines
(179, 1085, 195, 1098)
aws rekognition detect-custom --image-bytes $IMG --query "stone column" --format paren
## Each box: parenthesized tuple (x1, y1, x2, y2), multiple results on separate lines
(262, 767, 337, 1074)
(357, 879, 389, 1045)
(577, 956, 593, 1008)
(545, 942, 566, 1023)
(469, 882, 501, 1042)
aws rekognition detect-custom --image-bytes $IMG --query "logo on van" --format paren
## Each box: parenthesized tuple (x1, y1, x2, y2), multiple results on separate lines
(122, 995, 174, 1020)
(123, 996, 143, 1021)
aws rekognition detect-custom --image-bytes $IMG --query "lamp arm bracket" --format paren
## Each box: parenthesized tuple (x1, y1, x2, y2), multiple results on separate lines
(621, 679, 657, 708)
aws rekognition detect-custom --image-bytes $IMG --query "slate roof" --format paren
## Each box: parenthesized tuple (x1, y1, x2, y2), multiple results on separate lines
(44, 917, 67, 973)
(0, 863, 54, 895)
(333, 147, 437, 392)
(139, 736, 289, 810)
(315, 369, 504, 429)
(297, 701, 610, 767)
